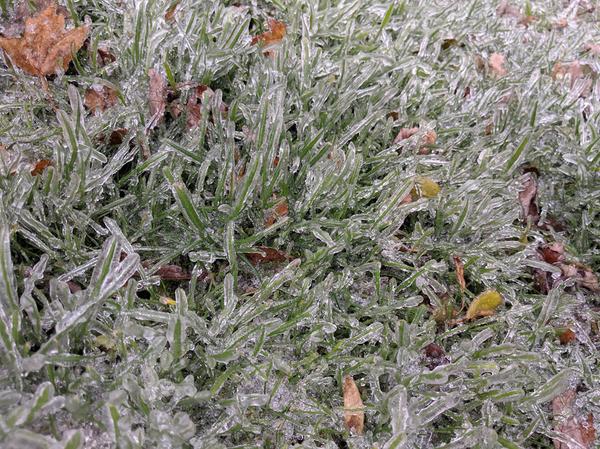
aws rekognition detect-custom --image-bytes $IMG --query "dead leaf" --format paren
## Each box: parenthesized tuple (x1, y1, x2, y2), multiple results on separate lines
(557, 328, 577, 345)
(97, 46, 116, 66)
(552, 388, 596, 449)
(393, 127, 419, 144)
(559, 263, 600, 292)
(265, 199, 288, 227)
(0, 4, 88, 76)
(489, 53, 507, 77)
(246, 246, 289, 265)
(553, 18, 569, 29)
(165, 1, 180, 22)
(251, 18, 286, 47)
(84, 84, 118, 115)
(156, 265, 191, 281)
(148, 69, 167, 128)
(96, 128, 128, 146)
(518, 15, 537, 27)
(453, 256, 466, 292)
(552, 61, 593, 97)
(539, 242, 565, 264)
(185, 84, 210, 129)
(30, 159, 52, 176)
(343, 375, 364, 435)
(496, 0, 521, 17)
(584, 43, 600, 56)
(465, 290, 502, 321)
(413, 176, 441, 199)
(518, 172, 539, 225)
(423, 343, 449, 370)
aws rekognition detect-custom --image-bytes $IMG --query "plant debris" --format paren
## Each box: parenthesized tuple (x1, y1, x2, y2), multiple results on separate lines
(343, 375, 364, 435)
(552, 388, 596, 449)
(84, 84, 118, 115)
(0, 3, 88, 76)
(465, 290, 502, 321)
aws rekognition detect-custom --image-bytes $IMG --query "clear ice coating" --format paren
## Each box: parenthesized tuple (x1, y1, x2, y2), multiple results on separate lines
(0, 0, 599, 448)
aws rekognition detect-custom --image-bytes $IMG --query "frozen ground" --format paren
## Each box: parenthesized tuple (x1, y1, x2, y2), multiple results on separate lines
(0, 0, 599, 448)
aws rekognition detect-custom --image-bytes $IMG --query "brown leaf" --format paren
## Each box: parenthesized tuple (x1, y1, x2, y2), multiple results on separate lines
(552, 388, 596, 449)
(518, 172, 539, 224)
(518, 15, 537, 27)
(539, 242, 565, 264)
(148, 68, 167, 128)
(557, 328, 577, 345)
(423, 343, 449, 370)
(552, 61, 593, 97)
(246, 246, 289, 265)
(489, 53, 507, 77)
(393, 127, 419, 144)
(559, 263, 600, 292)
(251, 18, 286, 47)
(97, 46, 116, 65)
(156, 265, 191, 281)
(31, 159, 52, 176)
(584, 43, 600, 56)
(96, 128, 128, 146)
(0, 4, 88, 76)
(185, 84, 210, 129)
(84, 84, 118, 115)
(265, 199, 288, 227)
(496, 0, 521, 17)
(553, 18, 569, 29)
(453, 256, 466, 292)
(343, 375, 364, 435)
(165, 1, 180, 22)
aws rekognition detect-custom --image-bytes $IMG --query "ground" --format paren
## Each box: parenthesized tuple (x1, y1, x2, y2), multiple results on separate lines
(0, 0, 599, 448)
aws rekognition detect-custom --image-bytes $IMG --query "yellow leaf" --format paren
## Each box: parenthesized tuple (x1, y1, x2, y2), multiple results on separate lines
(413, 176, 441, 199)
(465, 290, 502, 320)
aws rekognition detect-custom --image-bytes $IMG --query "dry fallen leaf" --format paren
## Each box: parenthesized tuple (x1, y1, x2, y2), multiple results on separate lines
(465, 290, 502, 321)
(557, 328, 577, 345)
(185, 84, 211, 129)
(265, 199, 288, 227)
(251, 18, 286, 47)
(343, 375, 364, 435)
(31, 159, 52, 176)
(165, 1, 180, 22)
(423, 343, 449, 370)
(148, 68, 167, 128)
(539, 242, 565, 264)
(552, 388, 596, 449)
(453, 256, 466, 292)
(393, 127, 419, 144)
(0, 4, 88, 76)
(496, 0, 521, 17)
(155, 265, 191, 281)
(518, 172, 539, 225)
(584, 43, 600, 56)
(552, 61, 593, 97)
(489, 53, 507, 77)
(97, 46, 116, 66)
(413, 176, 441, 199)
(518, 15, 537, 27)
(246, 246, 289, 265)
(84, 84, 118, 115)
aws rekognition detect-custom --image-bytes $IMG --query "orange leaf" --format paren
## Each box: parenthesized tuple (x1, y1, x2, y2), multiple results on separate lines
(265, 199, 288, 227)
(31, 159, 52, 176)
(165, 1, 180, 22)
(0, 4, 88, 76)
(251, 18, 286, 48)
(557, 328, 576, 345)
(453, 256, 466, 292)
(343, 376, 364, 435)
(84, 84, 118, 115)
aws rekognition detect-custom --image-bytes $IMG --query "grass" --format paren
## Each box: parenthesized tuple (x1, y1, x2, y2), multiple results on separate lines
(0, 0, 599, 448)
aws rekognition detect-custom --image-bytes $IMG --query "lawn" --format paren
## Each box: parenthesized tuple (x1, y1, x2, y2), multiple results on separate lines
(0, 0, 599, 448)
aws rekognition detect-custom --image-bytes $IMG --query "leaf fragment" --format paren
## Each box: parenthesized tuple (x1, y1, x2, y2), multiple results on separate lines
(343, 375, 364, 435)
(413, 176, 441, 199)
(552, 388, 596, 449)
(148, 68, 167, 129)
(453, 256, 466, 292)
(465, 290, 502, 321)
(31, 159, 52, 176)
(0, 3, 88, 76)
(84, 84, 118, 115)
(489, 53, 507, 77)
(518, 172, 539, 224)
(251, 18, 286, 47)
(265, 199, 288, 227)
(246, 246, 289, 265)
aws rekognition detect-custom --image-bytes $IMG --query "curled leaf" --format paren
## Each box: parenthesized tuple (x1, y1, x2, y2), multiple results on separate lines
(0, 3, 88, 76)
(148, 68, 167, 128)
(465, 290, 502, 321)
(453, 256, 466, 292)
(343, 375, 364, 435)
(518, 172, 539, 224)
